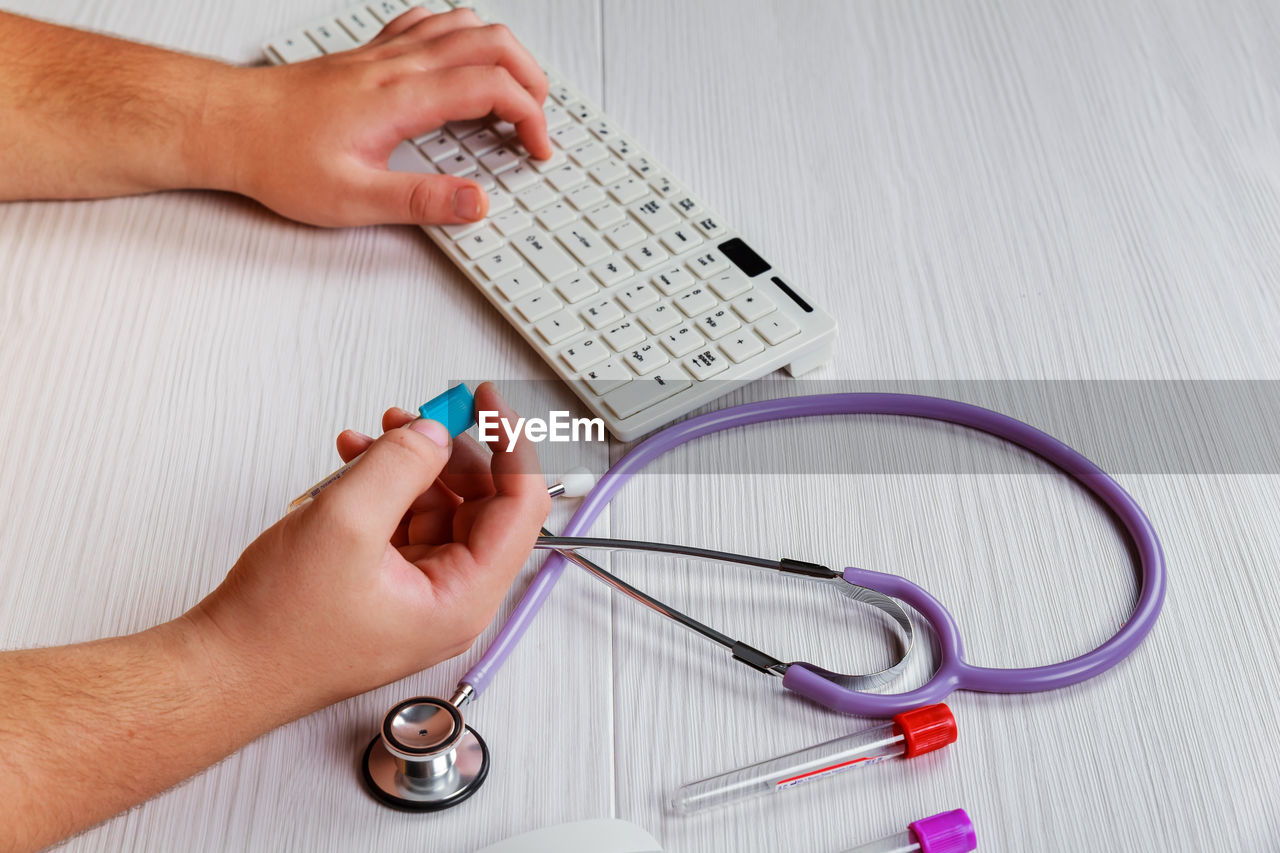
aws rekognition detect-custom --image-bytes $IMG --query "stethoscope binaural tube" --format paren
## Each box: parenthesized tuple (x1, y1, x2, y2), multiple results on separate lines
(460, 393, 1167, 718)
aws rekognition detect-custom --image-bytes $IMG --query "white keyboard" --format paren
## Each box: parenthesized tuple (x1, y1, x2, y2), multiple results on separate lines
(266, 0, 837, 441)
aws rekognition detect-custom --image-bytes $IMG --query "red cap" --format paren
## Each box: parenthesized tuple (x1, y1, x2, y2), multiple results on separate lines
(893, 703, 957, 758)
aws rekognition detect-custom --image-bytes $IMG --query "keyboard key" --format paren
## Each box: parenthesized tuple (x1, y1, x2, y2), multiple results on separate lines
(336, 9, 379, 42)
(617, 281, 660, 311)
(719, 330, 765, 363)
(602, 320, 645, 351)
(660, 324, 704, 357)
(608, 177, 648, 204)
(581, 359, 631, 395)
(708, 270, 750, 300)
(554, 274, 599, 304)
(625, 240, 669, 271)
(659, 225, 703, 254)
(555, 225, 611, 265)
(685, 348, 729, 380)
(411, 128, 442, 145)
(581, 298, 624, 329)
(307, 21, 357, 52)
(476, 249, 524, 280)
(569, 141, 609, 168)
(470, 170, 496, 191)
(566, 184, 604, 210)
(585, 202, 626, 230)
(629, 155, 657, 177)
(757, 314, 800, 345)
(629, 198, 680, 234)
(693, 214, 727, 239)
(638, 302, 680, 334)
(536, 202, 578, 231)
(420, 134, 460, 162)
(652, 266, 696, 295)
(589, 159, 630, 186)
(675, 285, 716, 317)
(551, 124, 588, 148)
(487, 189, 514, 214)
(447, 118, 487, 138)
(516, 183, 557, 212)
(550, 83, 575, 105)
(514, 229, 578, 281)
(463, 128, 504, 156)
(268, 34, 322, 63)
(457, 227, 502, 259)
(441, 219, 484, 239)
(547, 164, 587, 192)
(420, 0, 451, 10)
(687, 250, 730, 279)
(531, 150, 566, 173)
(490, 207, 532, 237)
(731, 290, 776, 322)
(514, 290, 562, 322)
(622, 341, 669, 375)
(567, 101, 598, 122)
(494, 272, 540, 301)
(366, 1, 407, 23)
(650, 173, 678, 197)
(696, 308, 741, 340)
(590, 257, 632, 287)
(605, 220, 646, 250)
(608, 137, 638, 159)
(440, 152, 478, 176)
(672, 195, 704, 217)
(480, 147, 521, 174)
(560, 335, 608, 371)
(498, 164, 539, 192)
(588, 118, 620, 141)
(535, 310, 584, 344)
(544, 103, 571, 130)
(603, 369, 691, 418)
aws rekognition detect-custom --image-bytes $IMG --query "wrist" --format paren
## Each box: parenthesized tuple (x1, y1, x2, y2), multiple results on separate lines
(182, 64, 264, 195)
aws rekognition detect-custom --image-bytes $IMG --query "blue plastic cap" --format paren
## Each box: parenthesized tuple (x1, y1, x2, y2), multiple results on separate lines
(418, 384, 477, 437)
(909, 809, 976, 853)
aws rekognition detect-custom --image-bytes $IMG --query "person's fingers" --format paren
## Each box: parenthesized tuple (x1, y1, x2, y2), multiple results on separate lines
(376, 6, 484, 51)
(358, 170, 489, 225)
(441, 433, 497, 500)
(336, 429, 374, 463)
(406, 505, 458, 545)
(400, 24, 548, 102)
(317, 419, 453, 542)
(365, 5, 432, 45)
(461, 383, 550, 569)
(404, 65, 552, 160)
(382, 406, 419, 433)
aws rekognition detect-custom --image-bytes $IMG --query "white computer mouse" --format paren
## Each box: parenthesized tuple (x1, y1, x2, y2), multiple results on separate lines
(473, 818, 663, 853)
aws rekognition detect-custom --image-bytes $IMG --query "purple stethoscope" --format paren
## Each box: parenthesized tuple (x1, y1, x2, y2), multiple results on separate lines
(361, 393, 1166, 811)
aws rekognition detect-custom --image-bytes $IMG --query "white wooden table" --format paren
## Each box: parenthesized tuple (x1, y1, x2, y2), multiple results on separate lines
(2, 1, 1278, 850)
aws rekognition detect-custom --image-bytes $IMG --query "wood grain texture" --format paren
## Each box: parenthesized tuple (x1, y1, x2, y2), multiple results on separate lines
(1, 0, 1278, 851)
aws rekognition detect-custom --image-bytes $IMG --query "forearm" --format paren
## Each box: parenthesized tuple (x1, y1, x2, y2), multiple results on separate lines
(0, 613, 285, 852)
(0, 12, 240, 200)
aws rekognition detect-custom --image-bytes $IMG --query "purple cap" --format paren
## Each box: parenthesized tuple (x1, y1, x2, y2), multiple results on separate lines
(909, 809, 976, 853)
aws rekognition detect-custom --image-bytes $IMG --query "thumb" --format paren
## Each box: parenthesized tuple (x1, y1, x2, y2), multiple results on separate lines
(319, 420, 453, 541)
(360, 170, 489, 226)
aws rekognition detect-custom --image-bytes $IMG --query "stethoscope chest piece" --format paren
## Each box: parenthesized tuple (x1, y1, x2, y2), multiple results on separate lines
(361, 696, 489, 811)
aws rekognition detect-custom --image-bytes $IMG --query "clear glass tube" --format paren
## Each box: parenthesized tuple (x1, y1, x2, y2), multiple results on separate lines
(838, 831, 920, 853)
(671, 721, 904, 813)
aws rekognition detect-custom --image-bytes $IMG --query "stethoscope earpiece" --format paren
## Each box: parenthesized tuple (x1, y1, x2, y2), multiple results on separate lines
(361, 696, 489, 812)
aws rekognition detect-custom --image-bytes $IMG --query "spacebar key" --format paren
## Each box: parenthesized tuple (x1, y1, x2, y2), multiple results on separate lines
(513, 230, 577, 281)
(603, 371, 692, 419)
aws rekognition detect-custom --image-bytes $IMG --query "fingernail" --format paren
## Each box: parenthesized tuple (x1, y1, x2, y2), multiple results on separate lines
(453, 187, 484, 220)
(347, 430, 374, 442)
(394, 407, 418, 421)
(408, 418, 450, 447)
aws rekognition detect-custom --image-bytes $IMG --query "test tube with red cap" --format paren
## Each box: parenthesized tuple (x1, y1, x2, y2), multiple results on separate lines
(839, 808, 976, 853)
(671, 704, 957, 814)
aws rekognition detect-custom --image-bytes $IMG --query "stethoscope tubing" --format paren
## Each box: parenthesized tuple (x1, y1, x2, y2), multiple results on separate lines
(460, 393, 1166, 717)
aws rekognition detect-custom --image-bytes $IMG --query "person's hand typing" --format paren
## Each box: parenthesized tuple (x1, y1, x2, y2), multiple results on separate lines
(0, 8, 552, 225)
(188, 382, 550, 718)
(206, 7, 552, 227)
